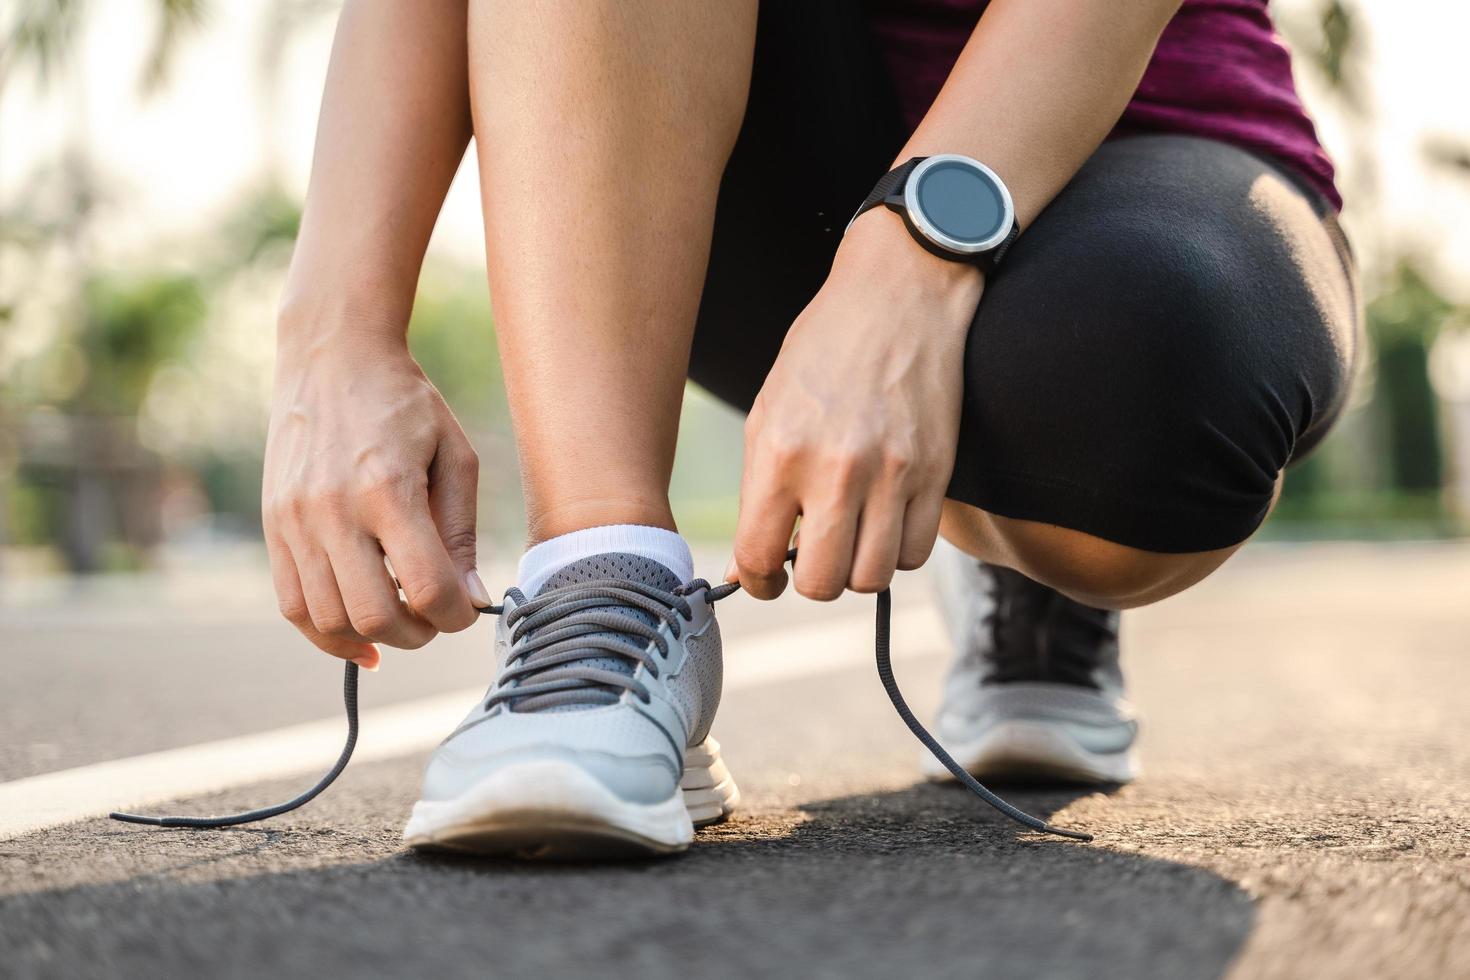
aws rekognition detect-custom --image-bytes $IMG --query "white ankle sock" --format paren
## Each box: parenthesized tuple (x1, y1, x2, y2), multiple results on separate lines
(517, 524, 693, 596)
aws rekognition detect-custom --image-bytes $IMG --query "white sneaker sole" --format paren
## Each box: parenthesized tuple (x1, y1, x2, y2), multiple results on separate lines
(921, 719, 1139, 785)
(403, 736, 739, 859)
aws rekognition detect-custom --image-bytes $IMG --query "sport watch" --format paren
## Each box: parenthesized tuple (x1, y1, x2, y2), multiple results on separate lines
(848, 154, 1020, 274)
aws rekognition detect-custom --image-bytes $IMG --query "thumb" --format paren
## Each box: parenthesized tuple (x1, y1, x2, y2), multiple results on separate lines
(429, 431, 489, 606)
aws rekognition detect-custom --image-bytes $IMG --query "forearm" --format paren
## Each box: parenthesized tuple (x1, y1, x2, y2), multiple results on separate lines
(278, 0, 471, 348)
(914, 0, 1178, 223)
(846, 0, 1178, 268)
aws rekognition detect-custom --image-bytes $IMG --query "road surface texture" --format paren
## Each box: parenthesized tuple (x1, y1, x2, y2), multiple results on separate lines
(2, 541, 1467, 979)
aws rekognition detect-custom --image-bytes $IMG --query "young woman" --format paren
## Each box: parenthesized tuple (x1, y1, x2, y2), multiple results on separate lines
(264, 0, 1357, 856)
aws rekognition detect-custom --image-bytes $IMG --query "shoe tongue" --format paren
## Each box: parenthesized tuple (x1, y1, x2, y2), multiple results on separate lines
(520, 552, 681, 712)
(985, 566, 1117, 688)
(535, 552, 682, 596)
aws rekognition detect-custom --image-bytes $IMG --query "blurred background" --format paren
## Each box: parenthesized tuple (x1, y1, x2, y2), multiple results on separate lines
(3, 0, 1469, 593)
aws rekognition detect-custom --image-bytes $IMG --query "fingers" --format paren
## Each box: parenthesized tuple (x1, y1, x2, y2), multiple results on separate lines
(897, 492, 944, 571)
(293, 544, 369, 643)
(732, 446, 943, 601)
(732, 460, 864, 602)
(847, 485, 943, 593)
(262, 363, 486, 662)
(791, 504, 861, 601)
(376, 485, 479, 634)
(331, 534, 438, 650)
(730, 497, 798, 600)
(428, 431, 490, 607)
(266, 537, 380, 668)
(848, 489, 906, 593)
(265, 458, 476, 661)
(730, 405, 798, 598)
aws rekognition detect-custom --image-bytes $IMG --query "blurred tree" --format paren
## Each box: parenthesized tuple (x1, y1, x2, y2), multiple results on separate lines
(1368, 262, 1451, 493)
(212, 181, 303, 271)
(0, 0, 82, 91)
(408, 273, 504, 427)
(1424, 137, 1470, 177)
(72, 274, 207, 415)
(1286, 0, 1376, 220)
(2, 0, 210, 96)
(404, 269, 524, 542)
(1275, 0, 1459, 529)
(1310, 1, 1363, 111)
(12, 274, 208, 570)
(3, 0, 221, 570)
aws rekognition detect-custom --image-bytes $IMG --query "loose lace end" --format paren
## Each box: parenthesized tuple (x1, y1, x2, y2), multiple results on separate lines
(868, 589, 1094, 843)
(111, 549, 1092, 843)
(108, 662, 361, 830)
(108, 811, 167, 826)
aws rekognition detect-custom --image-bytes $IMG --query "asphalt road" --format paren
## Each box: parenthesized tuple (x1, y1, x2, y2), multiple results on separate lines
(2, 541, 1468, 979)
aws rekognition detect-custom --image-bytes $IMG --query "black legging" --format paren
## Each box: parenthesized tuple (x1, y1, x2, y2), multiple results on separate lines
(688, 1, 1359, 554)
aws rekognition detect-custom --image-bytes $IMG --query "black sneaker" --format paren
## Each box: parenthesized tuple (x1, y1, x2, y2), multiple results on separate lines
(926, 539, 1139, 784)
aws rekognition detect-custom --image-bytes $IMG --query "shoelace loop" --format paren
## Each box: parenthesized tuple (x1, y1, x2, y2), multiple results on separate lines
(487, 580, 695, 712)
(111, 549, 1092, 842)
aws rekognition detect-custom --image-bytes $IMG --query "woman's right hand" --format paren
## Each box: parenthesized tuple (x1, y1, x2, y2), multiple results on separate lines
(262, 326, 490, 669)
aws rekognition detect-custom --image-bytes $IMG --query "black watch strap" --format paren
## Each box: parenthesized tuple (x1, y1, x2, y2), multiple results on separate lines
(977, 221, 1021, 275)
(851, 157, 924, 222)
(848, 156, 1020, 275)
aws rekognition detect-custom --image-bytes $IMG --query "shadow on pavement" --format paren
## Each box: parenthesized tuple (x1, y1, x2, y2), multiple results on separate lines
(1, 782, 1253, 980)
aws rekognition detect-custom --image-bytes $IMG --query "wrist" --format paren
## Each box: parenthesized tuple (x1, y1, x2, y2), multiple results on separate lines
(836, 208, 985, 300)
(275, 288, 412, 363)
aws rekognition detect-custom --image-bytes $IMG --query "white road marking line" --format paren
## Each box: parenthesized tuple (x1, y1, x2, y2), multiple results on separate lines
(0, 605, 945, 841)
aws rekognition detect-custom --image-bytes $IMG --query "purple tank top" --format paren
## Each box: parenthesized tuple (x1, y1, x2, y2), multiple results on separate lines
(866, 0, 1341, 210)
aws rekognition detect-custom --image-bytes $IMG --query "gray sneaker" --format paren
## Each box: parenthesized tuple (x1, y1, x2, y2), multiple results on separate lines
(925, 539, 1139, 784)
(404, 553, 738, 858)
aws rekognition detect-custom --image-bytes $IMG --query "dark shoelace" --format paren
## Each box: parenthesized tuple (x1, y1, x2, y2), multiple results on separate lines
(985, 566, 1116, 687)
(489, 579, 696, 712)
(111, 549, 1092, 842)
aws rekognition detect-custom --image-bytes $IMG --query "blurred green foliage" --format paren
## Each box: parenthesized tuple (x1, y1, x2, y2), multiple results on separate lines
(2, 0, 209, 95)
(407, 270, 505, 429)
(1370, 263, 1449, 493)
(1313, 0, 1363, 112)
(1269, 258, 1465, 537)
(217, 182, 302, 269)
(1, 0, 84, 89)
(74, 274, 206, 412)
(2, 274, 204, 564)
(1266, 0, 1468, 538)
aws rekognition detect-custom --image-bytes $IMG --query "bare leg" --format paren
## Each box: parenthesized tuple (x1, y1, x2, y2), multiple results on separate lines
(468, 0, 757, 544)
(937, 475, 1284, 609)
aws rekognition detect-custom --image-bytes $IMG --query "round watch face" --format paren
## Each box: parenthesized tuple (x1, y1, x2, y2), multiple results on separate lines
(904, 155, 1014, 255)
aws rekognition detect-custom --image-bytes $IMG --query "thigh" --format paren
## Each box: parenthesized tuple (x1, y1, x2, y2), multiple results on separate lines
(947, 134, 1360, 554)
(688, 0, 905, 409)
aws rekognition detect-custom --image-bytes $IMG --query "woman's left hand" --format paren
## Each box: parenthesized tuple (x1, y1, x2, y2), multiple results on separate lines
(730, 211, 985, 600)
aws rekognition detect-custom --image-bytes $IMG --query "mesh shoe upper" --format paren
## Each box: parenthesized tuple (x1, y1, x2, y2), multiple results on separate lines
(515, 553, 685, 712)
(417, 553, 723, 805)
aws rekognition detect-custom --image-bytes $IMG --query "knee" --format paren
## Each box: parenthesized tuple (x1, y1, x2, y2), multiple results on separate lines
(952, 224, 1290, 560)
(978, 210, 1280, 412)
